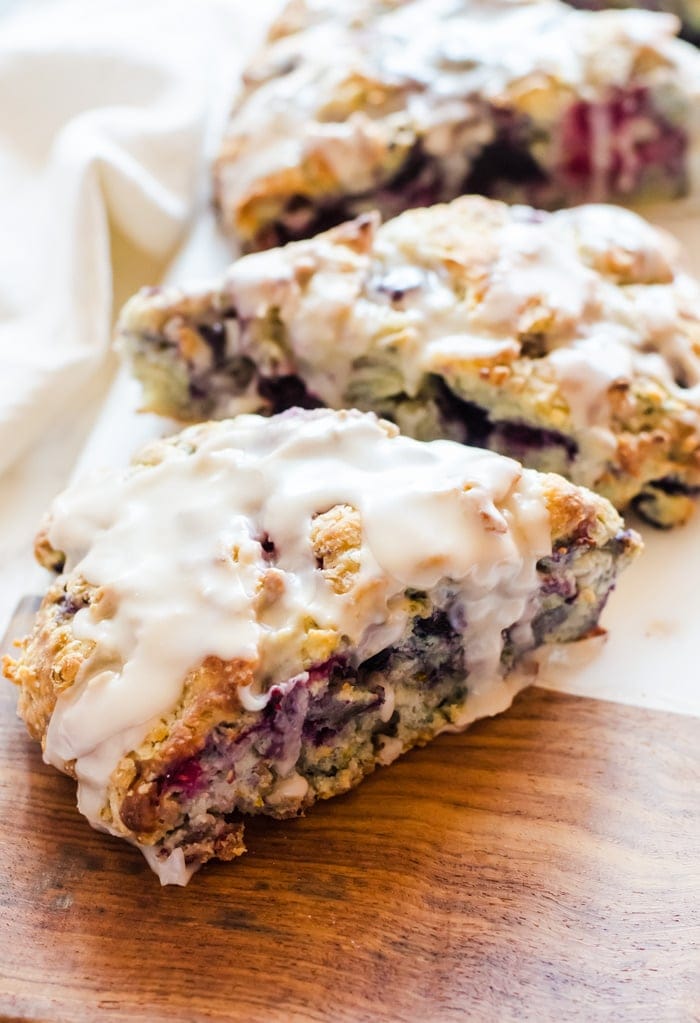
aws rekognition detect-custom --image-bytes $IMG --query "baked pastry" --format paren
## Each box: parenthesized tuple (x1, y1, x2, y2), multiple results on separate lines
(119, 197, 700, 527)
(213, 0, 700, 251)
(4, 409, 641, 884)
(567, 1, 700, 46)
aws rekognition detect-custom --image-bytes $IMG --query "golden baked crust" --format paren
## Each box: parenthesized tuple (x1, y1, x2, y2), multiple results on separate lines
(4, 580, 93, 747)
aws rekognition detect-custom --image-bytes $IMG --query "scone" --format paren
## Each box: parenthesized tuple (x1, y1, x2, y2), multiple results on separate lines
(213, 0, 700, 251)
(119, 198, 700, 527)
(567, 1, 700, 45)
(4, 410, 641, 884)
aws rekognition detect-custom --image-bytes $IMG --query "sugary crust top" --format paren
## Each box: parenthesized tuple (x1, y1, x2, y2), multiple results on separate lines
(214, 0, 699, 242)
(4, 409, 626, 847)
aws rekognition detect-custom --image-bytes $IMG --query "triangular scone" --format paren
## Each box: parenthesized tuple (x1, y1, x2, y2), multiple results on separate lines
(5, 410, 640, 884)
(120, 198, 700, 526)
(213, 0, 700, 250)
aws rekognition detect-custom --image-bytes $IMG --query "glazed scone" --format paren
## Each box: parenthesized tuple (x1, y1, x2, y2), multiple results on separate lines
(213, 0, 700, 251)
(567, 1, 700, 46)
(119, 198, 700, 527)
(4, 410, 641, 884)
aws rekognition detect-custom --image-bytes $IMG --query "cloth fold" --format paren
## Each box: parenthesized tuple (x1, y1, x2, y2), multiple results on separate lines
(0, 0, 276, 478)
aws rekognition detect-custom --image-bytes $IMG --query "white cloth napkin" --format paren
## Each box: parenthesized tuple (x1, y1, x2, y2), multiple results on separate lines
(0, 0, 277, 477)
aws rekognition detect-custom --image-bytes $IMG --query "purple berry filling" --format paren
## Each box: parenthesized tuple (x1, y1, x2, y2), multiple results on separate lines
(253, 143, 445, 250)
(158, 606, 468, 806)
(307, 653, 347, 684)
(257, 533, 277, 561)
(169, 310, 324, 415)
(56, 591, 87, 620)
(161, 757, 205, 800)
(491, 420, 579, 462)
(180, 326, 580, 467)
(131, 528, 634, 869)
(557, 86, 686, 199)
(632, 476, 700, 526)
(646, 476, 700, 497)
(257, 374, 325, 413)
(370, 266, 427, 304)
(154, 528, 622, 815)
(433, 377, 578, 461)
(252, 198, 361, 250)
(465, 110, 546, 196)
(375, 143, 444, 211)
(301, 660, 384, 748)
(533, 529, 631, 641)
(156, 572, 611, 810)
(198, 322, 228, 363)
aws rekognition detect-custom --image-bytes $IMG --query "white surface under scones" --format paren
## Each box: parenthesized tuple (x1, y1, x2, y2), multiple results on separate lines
(120, 197, 700, 526)
(4, 409, 639, 883)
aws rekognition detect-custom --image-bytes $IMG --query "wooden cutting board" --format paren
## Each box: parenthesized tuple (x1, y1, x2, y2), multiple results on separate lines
(0, 680, 698, 1023)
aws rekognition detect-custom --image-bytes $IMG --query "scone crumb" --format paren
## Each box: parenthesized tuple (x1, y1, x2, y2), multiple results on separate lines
(310, 505, 363, 594)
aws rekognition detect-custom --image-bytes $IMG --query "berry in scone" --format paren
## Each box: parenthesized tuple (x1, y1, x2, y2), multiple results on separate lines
(4, 410, 641, 884)
(213, 0, 700, 251)
(119, 198, 700, 527)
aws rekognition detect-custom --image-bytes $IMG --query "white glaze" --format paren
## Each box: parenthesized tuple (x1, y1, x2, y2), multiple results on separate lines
(175, 198, 700, 489)
(43, 409, 551, 875)
(217, 0, 700, 225)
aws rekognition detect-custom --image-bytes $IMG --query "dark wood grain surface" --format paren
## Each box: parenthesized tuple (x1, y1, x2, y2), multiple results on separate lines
(1, 679, 698, 1023)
